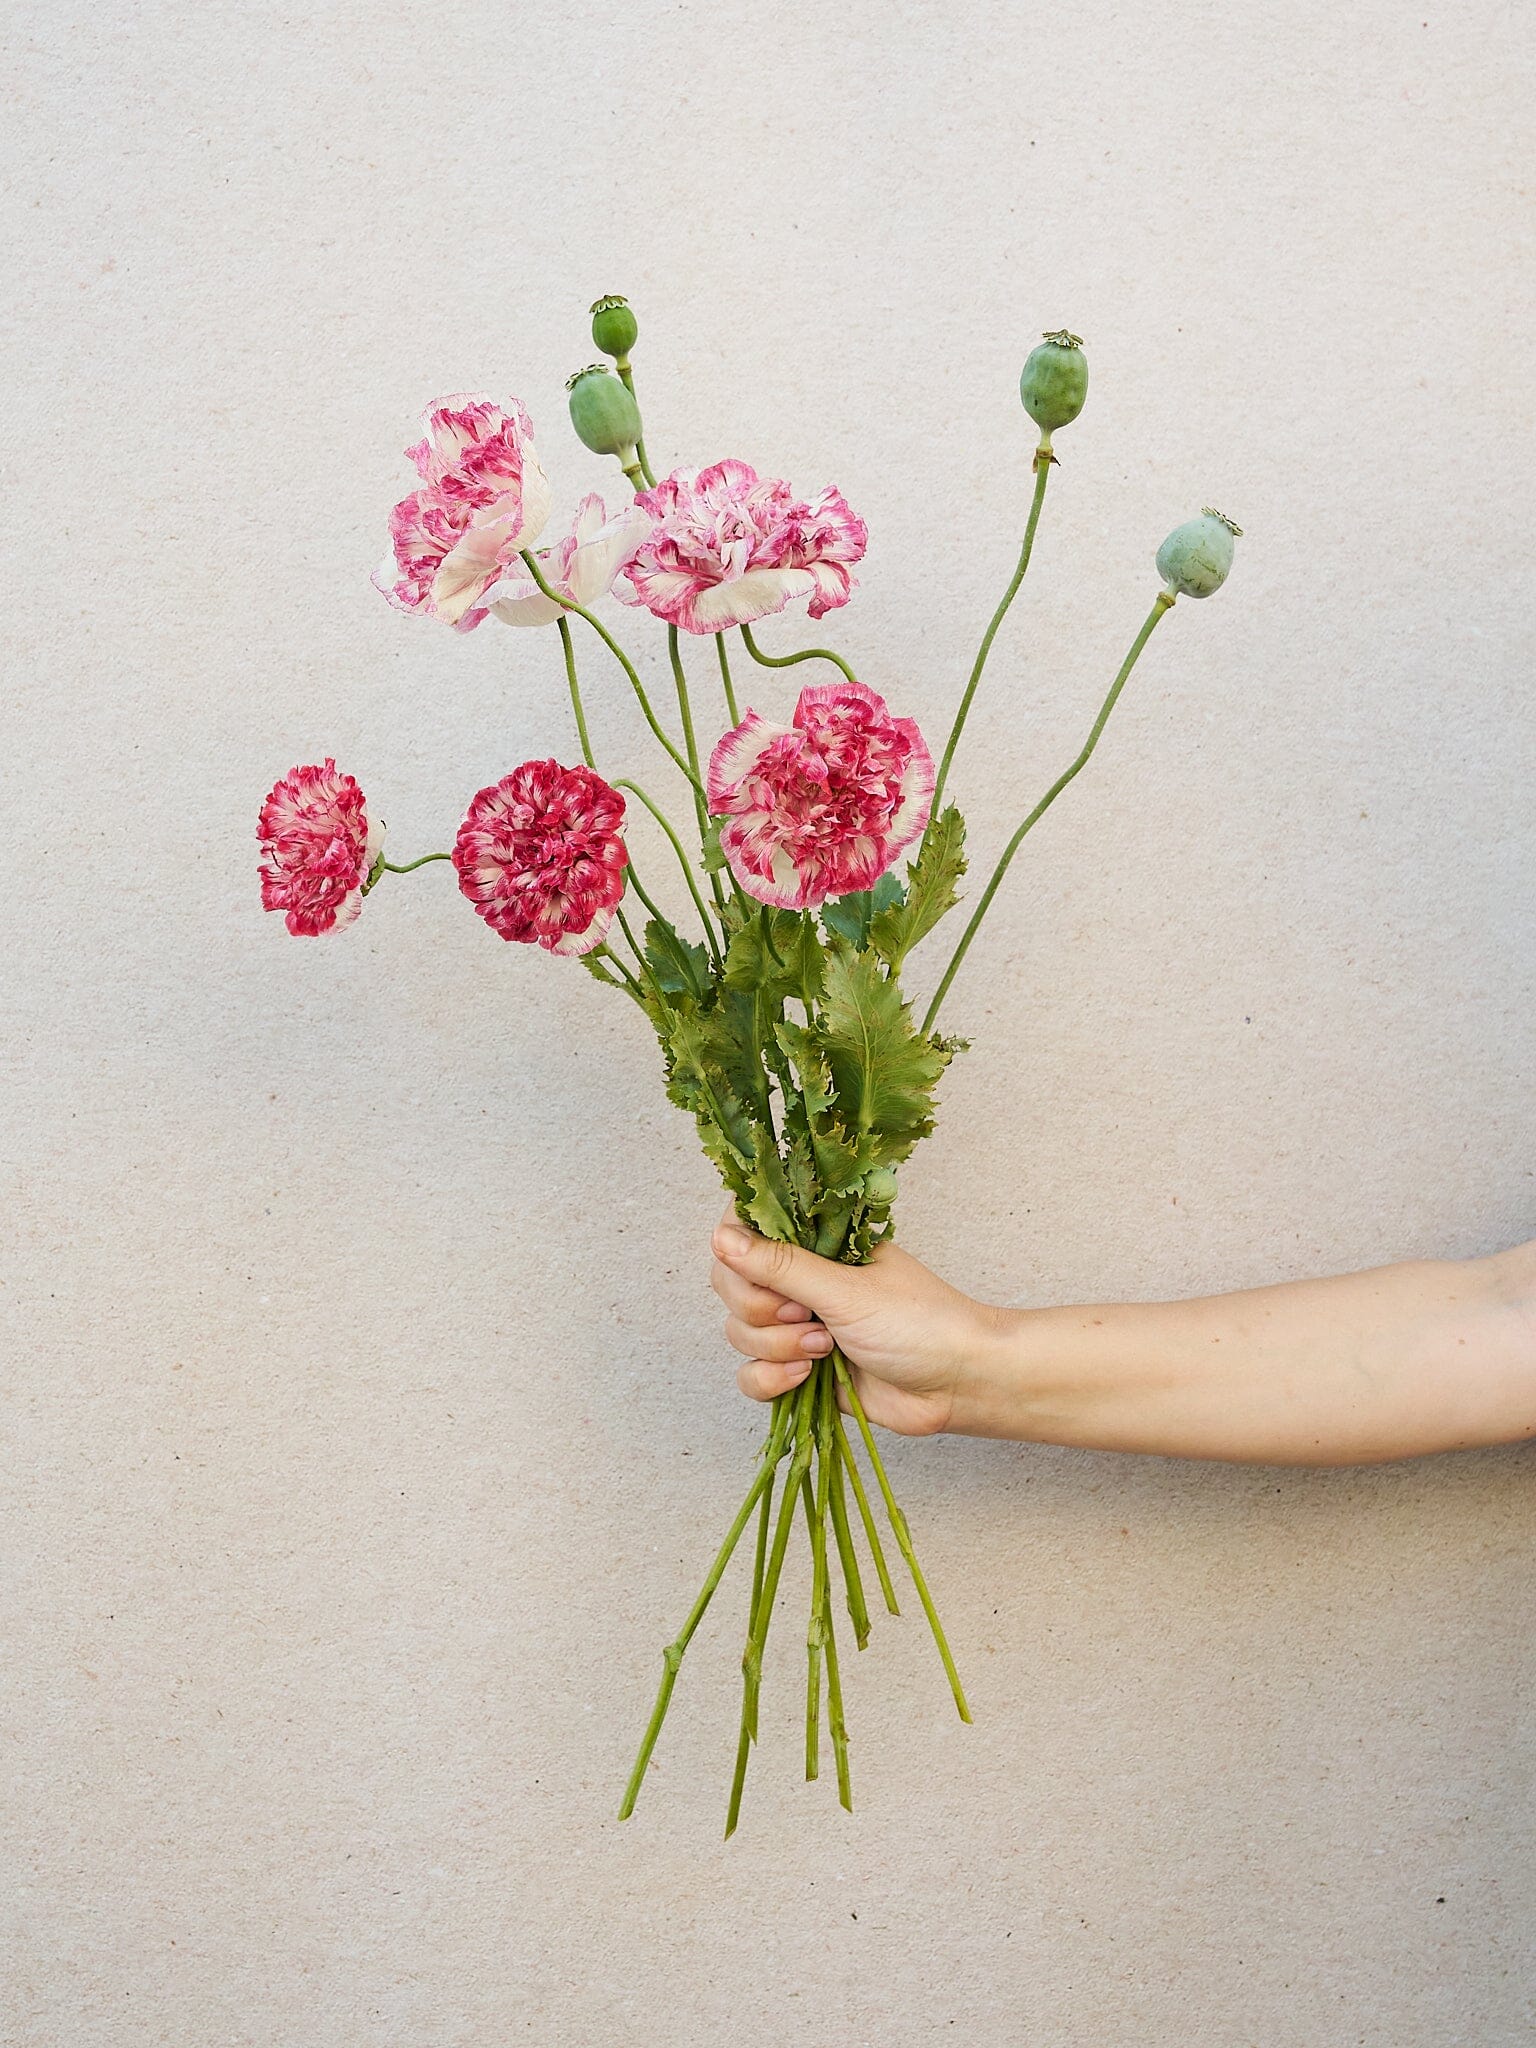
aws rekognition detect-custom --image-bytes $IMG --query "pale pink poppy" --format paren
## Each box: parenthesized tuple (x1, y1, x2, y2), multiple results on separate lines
(257, 759, 383, 937)
(616, 461, 867, 635)
(373, 394, 552, 631)
(452, 759, 628, 956)
(480, 495, 651, 627)
(706, 681, 934, 911)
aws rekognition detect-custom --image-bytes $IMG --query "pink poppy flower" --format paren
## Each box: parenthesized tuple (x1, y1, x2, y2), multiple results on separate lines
(257, 759, 383, 937)
(776, 485, 870, 620)
(706, 681, 934, 911)
(373, 394, 552, 631)
(480, 494, 651, 627)
(452, 759, 628, 956)
(615, 460, 867, 636)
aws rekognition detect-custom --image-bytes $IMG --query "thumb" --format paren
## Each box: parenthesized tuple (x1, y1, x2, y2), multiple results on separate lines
(712, 1221, 863, 1323)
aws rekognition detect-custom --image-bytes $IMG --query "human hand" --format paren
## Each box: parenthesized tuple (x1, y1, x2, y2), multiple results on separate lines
(709, 1204, 1004, 1437)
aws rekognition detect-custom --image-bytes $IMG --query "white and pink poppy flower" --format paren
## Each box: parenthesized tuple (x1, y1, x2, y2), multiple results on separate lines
(257, 759, 383, 937)
(373, 394, 552, 631)
(452, 759, 628, 956)
(480, 494, 651, 627)
(706, 681, 934, 911)
(777, 485, 870, 620)
(616, 460, 867, 636)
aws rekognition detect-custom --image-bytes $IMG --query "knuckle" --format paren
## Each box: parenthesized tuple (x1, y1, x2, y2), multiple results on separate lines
(762, 1240, 796, 1283)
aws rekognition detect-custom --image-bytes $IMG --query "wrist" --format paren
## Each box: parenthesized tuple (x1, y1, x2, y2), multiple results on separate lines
(945, 1299, 1036, 1437)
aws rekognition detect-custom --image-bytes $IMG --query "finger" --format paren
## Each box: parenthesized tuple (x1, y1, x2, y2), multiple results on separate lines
(737, 1356, 813, 1403)
(710, 1260, 802, 1327)
(725, 1313, 832, 1365)
(711, 1221, 865, 1323)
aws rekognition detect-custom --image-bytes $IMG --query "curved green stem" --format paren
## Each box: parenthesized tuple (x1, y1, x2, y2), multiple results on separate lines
(616, 779, 724, 967)
(831, 1349, 970, 1724)
(739, 622, 857, 685)
(668, 627, 728, 918)
(715, 631, 741, 725)
(614, 359, 657, 488)
(929, 453, 1053, 826)
(379, 852, 451, 875)
(622, 866, 676, 941)
(592, 944, 646, 1003)
(828, 1424, 871, 1649)
(556, 615, 596, 767)
(923, 589, 1176, 1034)
(835, 1410, 899, 1616)
(739, 1377, 817, 1750)
(619, 1399, 793, 1821)
(517, 552, 699, 793)
(725, 1398, 786, 1837)
(813, 1366, 852, 1809)
(614, 905, 665, 1005)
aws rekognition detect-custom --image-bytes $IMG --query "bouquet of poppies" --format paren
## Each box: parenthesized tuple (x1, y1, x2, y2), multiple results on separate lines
(258, 296, 1239, 1831)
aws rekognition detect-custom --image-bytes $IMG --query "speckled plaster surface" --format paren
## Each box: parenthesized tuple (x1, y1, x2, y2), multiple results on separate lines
(3, 3, 1533, 2042)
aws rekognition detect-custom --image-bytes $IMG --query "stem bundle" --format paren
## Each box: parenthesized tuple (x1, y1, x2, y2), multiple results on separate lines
(621, 1342, 966, 1834)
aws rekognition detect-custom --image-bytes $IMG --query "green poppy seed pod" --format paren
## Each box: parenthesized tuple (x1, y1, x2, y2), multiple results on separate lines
(861, 1165, 899, 1207)
(1019, 330, 1088, 437)
(590, 294, 638, 360)
(1155, 507, 1243, 599)
(566, 364, 642, 459)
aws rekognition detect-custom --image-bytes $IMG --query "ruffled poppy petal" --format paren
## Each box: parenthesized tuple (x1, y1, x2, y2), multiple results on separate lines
(452, 760, 628, 955)
(258, 760, 379, 937)
(707, 683, 934, 912)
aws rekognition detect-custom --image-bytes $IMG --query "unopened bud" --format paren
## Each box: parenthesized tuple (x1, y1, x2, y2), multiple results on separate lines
(861, 1165, 898, 1207)
(1155, 507, 1242, 599)
(1020, 330, 1088, 438)
(566, 364, 642, 460)
(590, 294, 638, 360)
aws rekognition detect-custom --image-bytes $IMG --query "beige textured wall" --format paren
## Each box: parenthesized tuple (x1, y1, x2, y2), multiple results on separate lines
(4, 2, 1534, 2042)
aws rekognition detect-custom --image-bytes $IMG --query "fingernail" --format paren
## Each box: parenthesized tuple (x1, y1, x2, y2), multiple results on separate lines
(800, 1329, 832, 1355)
(776, 1302, 807, 1322)
(715, 1228, 751, 1259)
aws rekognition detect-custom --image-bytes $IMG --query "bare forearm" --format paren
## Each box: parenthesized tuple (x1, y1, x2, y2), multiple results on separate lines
(953, 1245, 1536, 1463)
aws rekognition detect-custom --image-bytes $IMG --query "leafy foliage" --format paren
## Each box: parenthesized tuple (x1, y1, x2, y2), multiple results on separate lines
(820, 870, 905, 950)
(868, 808, 966, 970)
(817, 939, 951, 1157)
(645, 918, 710, 996)
(616, 813, 968, 1266)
